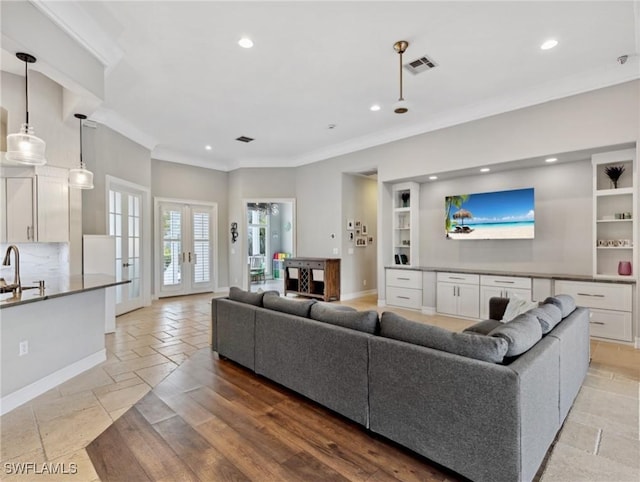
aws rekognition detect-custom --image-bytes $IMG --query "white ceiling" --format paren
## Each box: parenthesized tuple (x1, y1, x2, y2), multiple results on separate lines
(5, 1, 640, 171)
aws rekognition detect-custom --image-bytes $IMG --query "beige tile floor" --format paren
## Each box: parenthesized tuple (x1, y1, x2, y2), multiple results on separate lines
(1, 292, 638, 481)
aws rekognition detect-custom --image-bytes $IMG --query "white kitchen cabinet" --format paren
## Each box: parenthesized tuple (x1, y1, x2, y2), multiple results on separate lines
(37, 173, 69, 242)
(436, 272, 480, 318)
(4, 177, 35, 242)
(1, 166, 69, 243)
(479, 275, 532, 319)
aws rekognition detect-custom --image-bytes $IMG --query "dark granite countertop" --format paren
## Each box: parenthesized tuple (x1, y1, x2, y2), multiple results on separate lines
(385, 266, 636, 284)
(0, 274, 130, 309)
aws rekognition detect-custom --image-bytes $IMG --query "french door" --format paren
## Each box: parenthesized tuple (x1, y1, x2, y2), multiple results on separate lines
(108, 187, 145, 315)
(157, 200, 216, 297)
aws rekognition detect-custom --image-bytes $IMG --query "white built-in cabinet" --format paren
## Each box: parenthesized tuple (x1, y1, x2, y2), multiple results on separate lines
(554, 280, 633, 342)
(392, 182, 419, 267)
(436, 272, 480, 318)
(386, 268, 423, 310)
(592, 148, 637, 280)
(0, 166, 69, 243)
(479, 275, 532, 319)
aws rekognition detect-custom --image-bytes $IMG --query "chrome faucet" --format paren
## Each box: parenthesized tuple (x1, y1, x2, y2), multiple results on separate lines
(2, 245, 21, 294)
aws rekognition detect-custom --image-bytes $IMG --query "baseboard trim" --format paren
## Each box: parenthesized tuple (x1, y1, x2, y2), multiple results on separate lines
(421, 306, 436, 315)
(341, 289, 377, 301)
(635, 337, 640, 349)
(0, 349, 106, 416)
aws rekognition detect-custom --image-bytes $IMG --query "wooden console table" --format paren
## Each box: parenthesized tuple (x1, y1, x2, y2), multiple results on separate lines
(284, 258, 340, 301)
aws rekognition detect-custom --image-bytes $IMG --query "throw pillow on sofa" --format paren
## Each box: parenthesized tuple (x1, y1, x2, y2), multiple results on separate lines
(229, 286, 279, 306)
(501, 294, 539, 323)
(380, 312, 508, 363)
(543, 295, 576, 318)
(489, 312, 542, 357)
(528, 303, 562, 334)
(310, 302, 379, 334)
(263, 293, 316, 317)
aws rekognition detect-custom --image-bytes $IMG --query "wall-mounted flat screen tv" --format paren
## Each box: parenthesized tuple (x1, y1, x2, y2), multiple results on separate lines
(445, 187, 534, 240)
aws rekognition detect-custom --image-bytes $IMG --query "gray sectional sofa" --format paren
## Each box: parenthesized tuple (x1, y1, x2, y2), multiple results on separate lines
(211, 288, 590, 482)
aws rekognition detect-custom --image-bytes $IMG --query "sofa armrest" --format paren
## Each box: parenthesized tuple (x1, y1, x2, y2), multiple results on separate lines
(489, 296, 509, 320)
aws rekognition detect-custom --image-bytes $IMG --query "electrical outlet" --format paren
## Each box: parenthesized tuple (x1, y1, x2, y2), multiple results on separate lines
(332, 248, 339, 255)
(19, 340, 28, 356)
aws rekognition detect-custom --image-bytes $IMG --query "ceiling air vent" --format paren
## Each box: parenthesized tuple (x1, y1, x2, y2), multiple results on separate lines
(405, 55, 437, 75)
(236, 136, 254, 143)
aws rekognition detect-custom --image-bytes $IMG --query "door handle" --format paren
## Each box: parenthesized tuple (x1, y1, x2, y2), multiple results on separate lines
(188, 252, 192, 262)
(122, 262, 131, 267)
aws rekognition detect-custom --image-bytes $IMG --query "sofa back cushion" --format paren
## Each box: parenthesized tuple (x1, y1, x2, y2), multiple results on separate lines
(310, 303, 379, 334)
(263, 293, 316, 317)
(489, 312, 542, 357)
(544, 294, 576, 318)
(380, 312, 508, 363)
(229, 286, 264, 306)
(463, 318, 503, 336)
(528, 303, 563, 334)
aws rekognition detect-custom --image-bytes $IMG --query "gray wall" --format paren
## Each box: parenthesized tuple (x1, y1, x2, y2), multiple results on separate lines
(151, 159, 229, 290)
(341, 174, 378, 295)
(82, 124, 152, 236)
(420, 160, 592, 274)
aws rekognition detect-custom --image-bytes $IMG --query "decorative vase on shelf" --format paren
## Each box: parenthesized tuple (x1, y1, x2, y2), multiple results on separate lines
(605, 165, 625, 189)
(617, 261, 632, 276)
(401, 192, 410, 208)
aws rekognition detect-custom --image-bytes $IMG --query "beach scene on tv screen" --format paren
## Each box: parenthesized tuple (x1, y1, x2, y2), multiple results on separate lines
(445, 188, 535, 240)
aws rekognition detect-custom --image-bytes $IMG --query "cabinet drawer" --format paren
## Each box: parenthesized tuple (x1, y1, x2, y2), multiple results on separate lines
(386, 286, 422, 310)
(554, 280, 632, 311)
(480, 275, 530, 290)
(436, 272, 479, 285)
(589, 308, 633, 342)
(386, 269, 422, 288)
(286, 260, 324, 269)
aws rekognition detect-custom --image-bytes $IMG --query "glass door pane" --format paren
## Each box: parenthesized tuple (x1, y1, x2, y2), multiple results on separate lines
(192, 209, 211, 285)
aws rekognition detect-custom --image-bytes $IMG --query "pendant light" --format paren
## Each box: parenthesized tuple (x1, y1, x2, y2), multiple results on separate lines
(6, 53, 47, 165)
(393, 40, 409, 114)
(68, 114, 94, 189)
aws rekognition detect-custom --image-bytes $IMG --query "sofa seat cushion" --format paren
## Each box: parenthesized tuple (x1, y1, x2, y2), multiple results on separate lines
(310, 302, 379, 334)
(528, 303, 563, 334)
(489, 312, 542, 357)
(263, 293, 316, 317)
(544, 295, 576, 318)
(380, 312, 508, 363)
(463, 318, 503, 336)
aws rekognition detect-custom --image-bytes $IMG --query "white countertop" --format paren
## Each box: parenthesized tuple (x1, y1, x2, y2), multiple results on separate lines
(0, 274, 129, 309)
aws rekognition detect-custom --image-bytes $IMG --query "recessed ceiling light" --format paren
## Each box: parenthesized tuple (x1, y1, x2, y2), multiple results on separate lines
(540, 39, 558, 50)
(205, 145, 212, 151)
(238, 37, 253, 49)
(545, 157, 557, 163)
(328, 124, 336, 129)
(480, 168, 490, 173)
(429, 175, 438, 180)
(370, 104, 381, 112)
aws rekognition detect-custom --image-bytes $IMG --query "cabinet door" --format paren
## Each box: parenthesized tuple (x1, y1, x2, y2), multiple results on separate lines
(37, 175, 69, 242)
(436, 282, 458, 316)
(5, 177, 34, 242)
(458, 283, 480, 318)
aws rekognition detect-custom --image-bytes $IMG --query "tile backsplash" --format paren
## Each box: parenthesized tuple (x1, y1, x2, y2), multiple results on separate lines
(0, 243, 69, 280)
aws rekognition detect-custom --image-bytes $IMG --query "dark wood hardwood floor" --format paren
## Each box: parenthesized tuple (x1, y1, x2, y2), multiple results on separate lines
(86, 348, 464, 481)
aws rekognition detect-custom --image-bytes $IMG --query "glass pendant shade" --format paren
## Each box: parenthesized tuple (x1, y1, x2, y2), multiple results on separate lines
(7, 53, 47, 165)
(6, 123, 47, 165)
(69, 162, 94, 189)
(69, 113, 94, 189)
